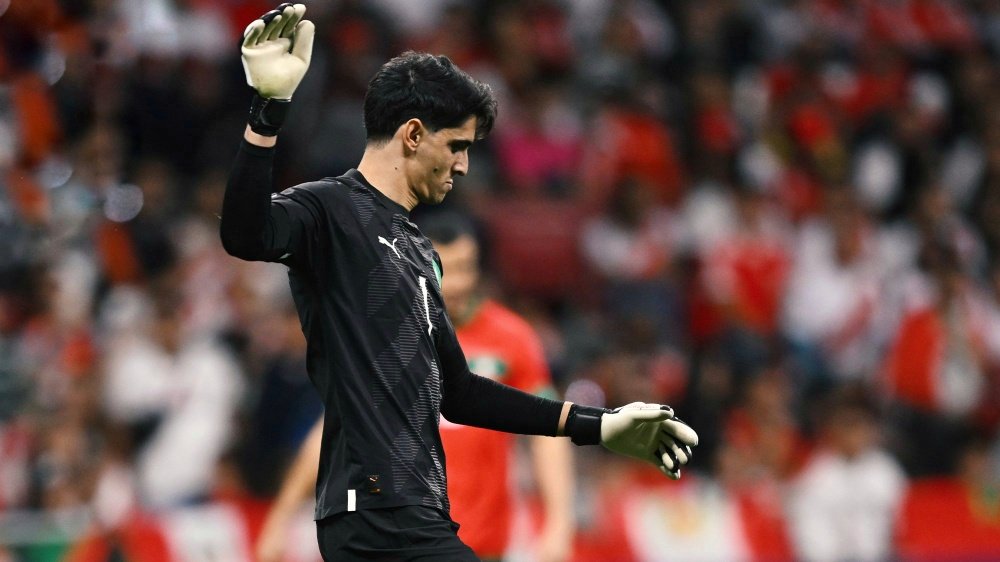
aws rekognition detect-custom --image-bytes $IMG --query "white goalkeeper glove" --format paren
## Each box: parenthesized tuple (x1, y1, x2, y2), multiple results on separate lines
(242, 3, 314, 99)
(240, 3, 314, 135)
(600, 402, 699, 480)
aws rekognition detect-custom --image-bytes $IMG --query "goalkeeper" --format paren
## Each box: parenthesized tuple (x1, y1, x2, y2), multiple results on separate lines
(221, 5, 699, 561)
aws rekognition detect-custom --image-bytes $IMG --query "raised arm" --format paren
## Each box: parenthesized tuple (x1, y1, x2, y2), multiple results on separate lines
(220, 131, 279, 261)
(220, 4, 316, 263)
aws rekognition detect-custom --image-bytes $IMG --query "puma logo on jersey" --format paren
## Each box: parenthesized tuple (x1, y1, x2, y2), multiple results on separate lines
(378, 236, 401, 259)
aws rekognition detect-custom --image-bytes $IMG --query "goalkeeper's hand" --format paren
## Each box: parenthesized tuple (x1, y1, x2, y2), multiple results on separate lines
(240, 3, 314, 136)
(241, 3, 314, 100)
(600, 402, 698, 480)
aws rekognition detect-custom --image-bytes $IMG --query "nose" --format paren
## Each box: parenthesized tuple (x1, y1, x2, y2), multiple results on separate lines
(453, 150, 468, 176)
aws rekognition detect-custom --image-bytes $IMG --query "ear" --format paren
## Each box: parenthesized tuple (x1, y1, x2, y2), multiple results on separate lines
(401, 118, 423, 152)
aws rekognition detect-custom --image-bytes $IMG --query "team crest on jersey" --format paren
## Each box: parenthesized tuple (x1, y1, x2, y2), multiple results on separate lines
(467, 355, 508, 380)
(432, 260, 442, 288)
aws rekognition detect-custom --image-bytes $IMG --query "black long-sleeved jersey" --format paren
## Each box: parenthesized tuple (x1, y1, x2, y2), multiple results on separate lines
(221, 141, 565, 519)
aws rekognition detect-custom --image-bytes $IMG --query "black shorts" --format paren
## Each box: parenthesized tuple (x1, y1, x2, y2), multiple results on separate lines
(316, 505, 480, 561)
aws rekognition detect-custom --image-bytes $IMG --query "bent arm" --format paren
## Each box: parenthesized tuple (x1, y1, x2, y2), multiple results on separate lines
(256, 418, 322, 562)
(530, 434, 575, 562)
(437, 314, 596, 440)
(440, 365, 568, 435)
(274, 418, 322, 510)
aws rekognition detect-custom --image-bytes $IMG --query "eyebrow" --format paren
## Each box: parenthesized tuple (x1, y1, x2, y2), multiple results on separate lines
(449, 140, 473, 151)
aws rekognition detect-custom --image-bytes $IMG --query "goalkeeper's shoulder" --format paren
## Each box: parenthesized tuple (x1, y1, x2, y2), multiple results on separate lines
(273, 177, 356, 206)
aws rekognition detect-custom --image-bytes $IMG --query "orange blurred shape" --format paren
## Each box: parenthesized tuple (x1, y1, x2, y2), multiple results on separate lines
(3, 0, 60, 31)
(897, 478, 1000, 561)
(61, 331, 96, 377)
(96, 222, 142, 285)
(5, 168, 49, 224)
(11, 72, 62, 166)
(883, 308, 940, 412)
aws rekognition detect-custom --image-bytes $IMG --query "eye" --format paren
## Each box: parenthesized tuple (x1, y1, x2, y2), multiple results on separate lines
(450, 141, 472, 153)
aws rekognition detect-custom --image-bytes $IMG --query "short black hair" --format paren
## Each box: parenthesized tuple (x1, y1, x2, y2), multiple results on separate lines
(363, 51, 498, 144)
(416, 210, 478, 245)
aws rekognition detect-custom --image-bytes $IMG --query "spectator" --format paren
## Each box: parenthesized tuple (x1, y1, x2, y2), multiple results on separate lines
(581, 178, 684, 347)
(716, 367, 804, 562)
(1, 0, 999, 558)
(492, 81, 583, 197)
(896, 435, 1000, 560)
(786, 386, 907, 562)
(101, 286, 244, 508)
(883, 238, 994, 475)
(697, 184, 793, 375)
(783, 188, 889, 402)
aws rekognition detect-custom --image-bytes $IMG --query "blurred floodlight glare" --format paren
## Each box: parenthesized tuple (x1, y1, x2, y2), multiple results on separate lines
(103, 183, 144, 222)
(565, 379, 606, 410)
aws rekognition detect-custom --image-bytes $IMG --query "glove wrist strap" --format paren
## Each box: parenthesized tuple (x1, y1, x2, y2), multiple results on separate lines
(248, 94, 291, 136)
(565, 404, 608, 446)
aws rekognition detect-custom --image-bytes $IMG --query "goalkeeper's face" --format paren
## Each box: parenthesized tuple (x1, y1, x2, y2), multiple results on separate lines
(409, 116, 476, 205)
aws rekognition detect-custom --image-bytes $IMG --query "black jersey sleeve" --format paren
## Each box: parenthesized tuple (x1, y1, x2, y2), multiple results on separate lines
(220, 140, 326, 265)
(437, 310, 564, 436)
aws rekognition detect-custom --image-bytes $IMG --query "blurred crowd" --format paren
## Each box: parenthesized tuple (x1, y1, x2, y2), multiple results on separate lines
(2, 0, 1000, 560)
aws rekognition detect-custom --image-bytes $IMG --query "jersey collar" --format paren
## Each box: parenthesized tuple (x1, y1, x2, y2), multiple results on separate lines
(344, 168, 410, 216)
